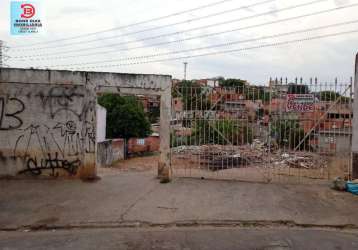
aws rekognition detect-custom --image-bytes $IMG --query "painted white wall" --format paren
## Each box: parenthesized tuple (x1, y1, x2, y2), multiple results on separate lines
(207, 80, 218, 88)
(96, 104, 107, 143)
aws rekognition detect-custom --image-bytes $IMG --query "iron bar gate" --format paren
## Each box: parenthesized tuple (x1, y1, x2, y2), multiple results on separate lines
(170, 78, 353, 184)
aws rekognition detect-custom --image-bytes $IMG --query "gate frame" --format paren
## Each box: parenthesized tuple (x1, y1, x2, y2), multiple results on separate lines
(171, 72, 354, 183)
(352, 53, 358, 179)
(92, 72, 172, 182)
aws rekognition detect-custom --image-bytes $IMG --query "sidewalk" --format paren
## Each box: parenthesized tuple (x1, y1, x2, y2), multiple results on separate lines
(0, 169, 357, 231)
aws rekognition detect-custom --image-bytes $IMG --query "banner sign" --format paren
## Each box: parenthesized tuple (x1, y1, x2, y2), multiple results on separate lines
(286, 94, 314, 112)
(11, 1, 43, 35)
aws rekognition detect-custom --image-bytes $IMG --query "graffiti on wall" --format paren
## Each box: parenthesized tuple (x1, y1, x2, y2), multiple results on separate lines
(0, 85, 96, 177)
(19, 152, 81, 176)
(14, 122, 95, 157)
(36, 86, 86, 119)
(0, 97, 25, 131)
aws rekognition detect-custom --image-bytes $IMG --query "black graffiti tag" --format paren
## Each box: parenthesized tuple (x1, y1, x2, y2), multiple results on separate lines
(19, 153, 81, 176)
(0, 97, 25, 131)
(36, 87, 85, 119)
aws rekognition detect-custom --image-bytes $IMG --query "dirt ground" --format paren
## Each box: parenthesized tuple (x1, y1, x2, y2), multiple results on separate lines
(97, 154, 159, 177)
(97, 151, 347, 184)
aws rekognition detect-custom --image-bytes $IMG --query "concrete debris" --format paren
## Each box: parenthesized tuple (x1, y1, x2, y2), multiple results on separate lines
(172, 141, 327, 171)
(172, 145, 201, 154)
(281, 153, 290, 159)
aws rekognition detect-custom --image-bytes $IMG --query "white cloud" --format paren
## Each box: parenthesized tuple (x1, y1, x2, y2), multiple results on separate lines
(334, 0, 351, 6)
(0, 0, 357, 83)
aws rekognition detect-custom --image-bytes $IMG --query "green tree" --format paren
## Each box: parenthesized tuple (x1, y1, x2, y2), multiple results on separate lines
(219, 78, 247, 92)
(244, 86, 271, 102)
(192, 120, 253, 145)
(147, 106, 160, 124)
(271, 120, 309, 150)
(98, 94, 151, 139)
(318, 91, 350, 102)
(174, 80, 212, 111)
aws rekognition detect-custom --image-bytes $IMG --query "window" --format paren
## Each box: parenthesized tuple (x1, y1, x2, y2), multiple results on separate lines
(137, 139, 145, 145)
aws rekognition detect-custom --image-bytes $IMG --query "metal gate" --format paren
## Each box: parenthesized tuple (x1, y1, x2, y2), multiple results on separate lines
(170, 78, 353, 183)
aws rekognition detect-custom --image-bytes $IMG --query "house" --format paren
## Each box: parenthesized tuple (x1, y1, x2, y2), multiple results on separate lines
(299, 102, 352, 133)
(317, 128, 352, 154)
(263, 98, 286, 115)
(137, 95, 160, 113)
(127, 133, 160, 155)
(269, 81, 289, 98)
(173, 97, 184, 114)
(207, 79, 220, 88)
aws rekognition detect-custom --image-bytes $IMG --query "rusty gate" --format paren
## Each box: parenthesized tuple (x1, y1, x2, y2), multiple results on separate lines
(170, 78, 353, 183)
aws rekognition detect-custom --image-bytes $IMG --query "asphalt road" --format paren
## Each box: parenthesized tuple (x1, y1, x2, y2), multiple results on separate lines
(1, 227, 358, 250)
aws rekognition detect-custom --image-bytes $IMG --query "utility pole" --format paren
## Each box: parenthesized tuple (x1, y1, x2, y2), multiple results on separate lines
(183, 62, 188, 80)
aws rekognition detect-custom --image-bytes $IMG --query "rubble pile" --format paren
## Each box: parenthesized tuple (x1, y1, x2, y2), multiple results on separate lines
(172, 141, 327, 171)
(172, 145, 201, 154)
(199, 145, 248, 170)
(278, 151, 327, 169)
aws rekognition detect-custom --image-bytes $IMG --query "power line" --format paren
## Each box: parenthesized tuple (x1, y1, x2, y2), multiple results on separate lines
(41, 20, 358, 68)
(10, 0, 327, 53)
(11, 4, 358, 61)
(60, 29, 357, 70)
(9, 0, 240, 48)
(11, 0, 276, 52)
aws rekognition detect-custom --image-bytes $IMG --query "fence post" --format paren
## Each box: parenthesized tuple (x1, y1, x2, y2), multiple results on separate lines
(352, 53, 358, 179)
(158, 78, 172, 182)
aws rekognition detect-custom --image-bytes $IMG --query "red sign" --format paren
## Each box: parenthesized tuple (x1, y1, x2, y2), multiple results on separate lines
(20, 3, 35, 18)
(286, 94, 314, 112)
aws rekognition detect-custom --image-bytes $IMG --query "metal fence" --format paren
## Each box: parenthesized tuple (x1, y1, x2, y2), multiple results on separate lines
(170, 78, 353, 184)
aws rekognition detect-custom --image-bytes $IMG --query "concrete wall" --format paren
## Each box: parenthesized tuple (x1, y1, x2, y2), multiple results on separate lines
(96, 104, 106, 143)
(0, 69, 96, 178)
(97, 139, 125, 167)
(0, 68, 172, 180)
(128, 135, 160, 155)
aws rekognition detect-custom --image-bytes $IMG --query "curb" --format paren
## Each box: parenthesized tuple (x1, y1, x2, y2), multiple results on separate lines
(2, 220, 358, 232)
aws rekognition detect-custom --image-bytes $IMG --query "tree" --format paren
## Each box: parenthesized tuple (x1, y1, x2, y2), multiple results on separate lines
(244, 86, 271, 102)
(192, 120, 253, 145)
(318, 91, 350, 102)
(271, 120, 309, 150)
(219, 78, 247, 92)
(147, 104, 160, 124)
(173, 80, 212, 111)
(98, 94, 151, 140)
